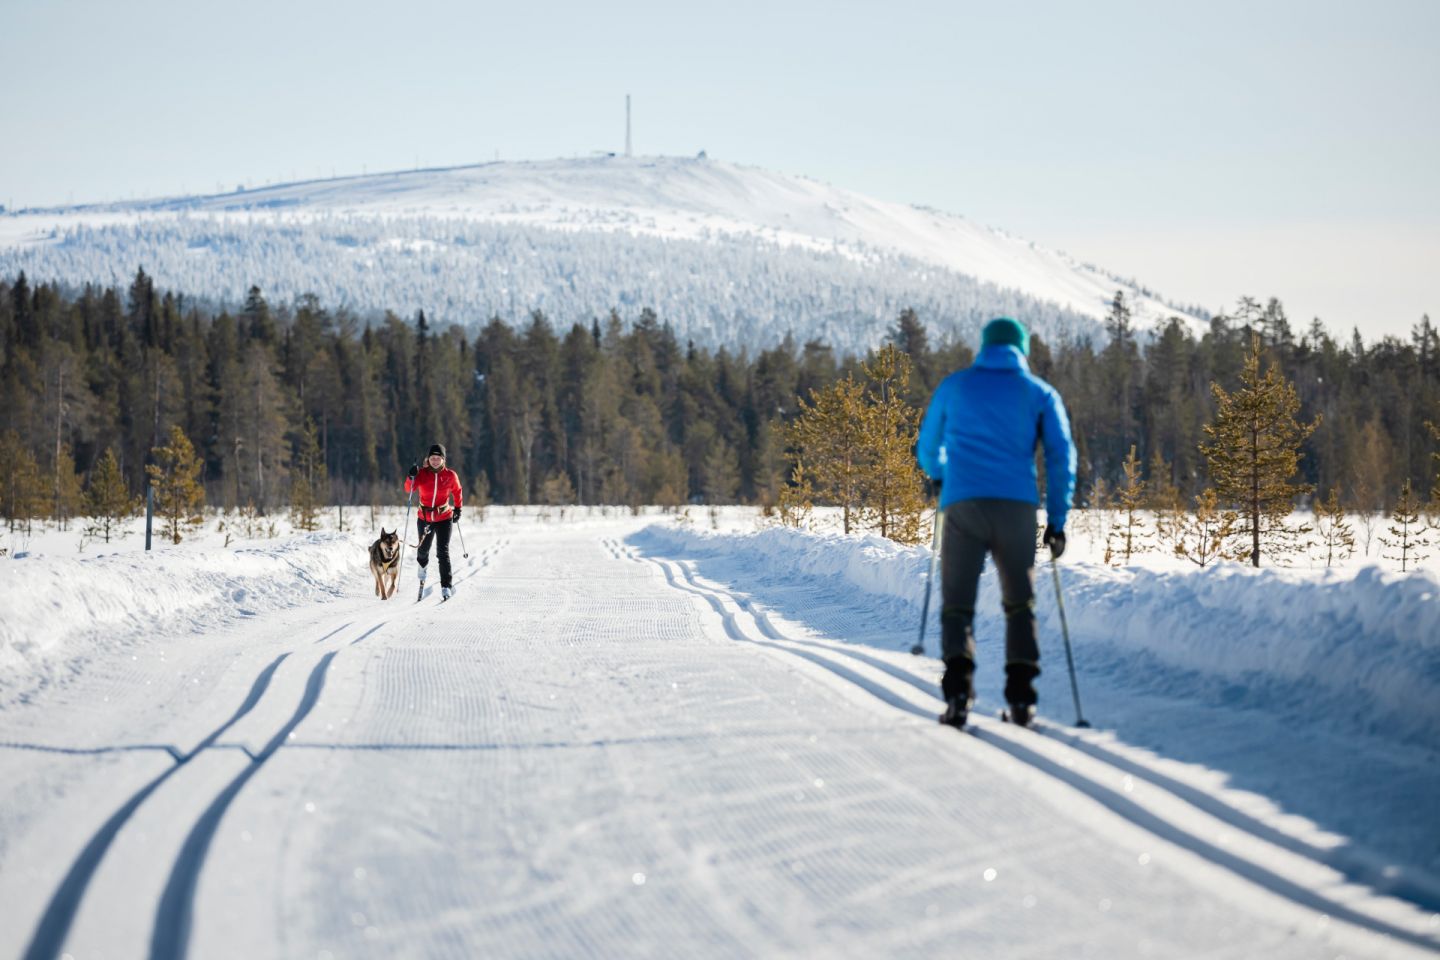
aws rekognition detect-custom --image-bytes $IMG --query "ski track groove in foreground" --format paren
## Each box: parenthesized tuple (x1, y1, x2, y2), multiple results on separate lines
(16, 574, 439, 960)
(150, 652, 338, 960)
(21, 652, 291, 960)
(616, 538, 1440, 952)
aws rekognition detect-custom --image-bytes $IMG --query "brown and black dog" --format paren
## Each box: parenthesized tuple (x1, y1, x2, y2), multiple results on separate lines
(369, 529, 401, 599)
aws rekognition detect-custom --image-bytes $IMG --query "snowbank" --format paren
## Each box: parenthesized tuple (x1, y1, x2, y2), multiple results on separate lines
(632, 523, 1440, 749)
(0, 533, 366, 696)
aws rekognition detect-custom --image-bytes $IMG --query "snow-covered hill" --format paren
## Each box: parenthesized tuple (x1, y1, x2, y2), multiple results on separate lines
(0, 156, 1200, 351)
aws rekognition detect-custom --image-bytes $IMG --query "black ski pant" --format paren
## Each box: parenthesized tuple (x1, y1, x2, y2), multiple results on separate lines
(416, 517, 453, 588)
(940, 498, 1040, 700)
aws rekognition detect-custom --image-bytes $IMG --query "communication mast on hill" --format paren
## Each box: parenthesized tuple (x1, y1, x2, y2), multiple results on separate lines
(625, 95, 632, 158)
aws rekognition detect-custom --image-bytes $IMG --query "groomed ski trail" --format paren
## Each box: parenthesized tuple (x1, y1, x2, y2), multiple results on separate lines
(0, 525, 1434, 959)
(609, 537, 1440, 956)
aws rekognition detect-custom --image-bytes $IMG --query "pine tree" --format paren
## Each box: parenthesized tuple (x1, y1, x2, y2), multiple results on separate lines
(1426, 420, 1440, 525)
(775, 461, 815, 529)
(1147, 448, 1183, 549)
(541, 471, 577, 506)
(470, 471, 491, 523)
(1311, 487, 1355, 569)
(784, 375, 869, 533)
(1379, 480, 1430, 572)
(1081, 476, 1111, 559)
(146, 425, 206, 544)
(1172, 488, 1243, 568)
(1200, 335, 1320, 566)
(857, 345, 927, 544)
(0, 430, 47, 535)
(84, 447, 138, 543)
(1106, 446, 1151, 564)
(289, 417, 327, 532)
(699, 438, 741, 504)
(52, 445, 85, 529)
(1348, 417, 1389, 557)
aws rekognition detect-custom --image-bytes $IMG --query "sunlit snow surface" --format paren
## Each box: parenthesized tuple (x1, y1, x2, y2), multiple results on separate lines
(1, 507, 1436, 959)
(0, 157, 1200, 352)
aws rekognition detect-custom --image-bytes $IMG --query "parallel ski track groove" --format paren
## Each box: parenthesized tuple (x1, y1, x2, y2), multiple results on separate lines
(21, 652, 291, 960)
(16, 541, 514, 960)
(626, 540, 1440, 951)
(150, 652, 338, 960)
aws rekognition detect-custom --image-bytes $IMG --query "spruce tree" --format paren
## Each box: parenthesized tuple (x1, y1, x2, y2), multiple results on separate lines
(146, 425, 206, 544)
(289, 417, 327, 532)
(84, 447, 137, 543)
(1200, 335, 1320, 566)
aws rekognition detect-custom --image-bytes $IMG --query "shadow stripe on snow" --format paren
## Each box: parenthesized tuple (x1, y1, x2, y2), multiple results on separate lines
(21, 653, 290, 960)
(0, 742, 185, 761)
(312, 621, 353, 644)
(639, 546, 1440, 947)
(1036, 723, 1440, 915)
(970, 722, 1440, 953)
(684, 555, 1440, 917)
(150, 652, 337, 960)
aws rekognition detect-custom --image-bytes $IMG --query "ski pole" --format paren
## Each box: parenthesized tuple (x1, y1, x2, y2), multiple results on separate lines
(396, 470, 417, 590)
(911, 505, 943, 656)
(455, 513, 469, 559)
(1051, 559, 1090, 728)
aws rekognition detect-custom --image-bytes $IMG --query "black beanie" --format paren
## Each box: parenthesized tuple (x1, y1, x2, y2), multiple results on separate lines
(428, 443, 447, 459)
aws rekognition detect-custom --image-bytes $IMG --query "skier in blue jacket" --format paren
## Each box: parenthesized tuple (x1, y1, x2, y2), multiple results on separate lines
(916, 317, 1076, 728)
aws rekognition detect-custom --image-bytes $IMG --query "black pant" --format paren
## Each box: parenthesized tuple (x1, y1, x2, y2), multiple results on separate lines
(416, 518, 453, 588)
(940, 498, 1039, 672)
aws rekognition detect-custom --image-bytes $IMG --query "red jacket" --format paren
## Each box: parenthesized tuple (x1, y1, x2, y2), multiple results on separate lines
(405, 467, 463, 523)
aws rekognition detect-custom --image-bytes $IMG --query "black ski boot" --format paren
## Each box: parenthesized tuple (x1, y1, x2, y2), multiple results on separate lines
(1003, 663, 1040, 728)
(940, 697, 973, 728)
(938, 657, 975, 729)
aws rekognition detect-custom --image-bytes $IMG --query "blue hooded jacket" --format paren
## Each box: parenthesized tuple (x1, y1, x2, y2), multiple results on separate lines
(916, 344, 1077, 528)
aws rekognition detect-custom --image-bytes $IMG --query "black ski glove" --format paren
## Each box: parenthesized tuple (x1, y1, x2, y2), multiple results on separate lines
(926, 476, 943, 500)
(451, 506, 461, 523)
(408, 463, 419, 479)
(1043, 524, 1066, 560)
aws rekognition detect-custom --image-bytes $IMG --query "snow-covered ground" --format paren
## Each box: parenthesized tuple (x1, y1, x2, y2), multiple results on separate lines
(1, 506, 1437, 958)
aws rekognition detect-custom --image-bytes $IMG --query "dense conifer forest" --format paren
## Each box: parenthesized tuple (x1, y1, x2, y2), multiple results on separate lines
(1, 270, 1436, 528)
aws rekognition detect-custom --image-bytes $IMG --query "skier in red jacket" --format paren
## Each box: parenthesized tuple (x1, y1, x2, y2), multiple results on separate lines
(405, 443, 463, 600)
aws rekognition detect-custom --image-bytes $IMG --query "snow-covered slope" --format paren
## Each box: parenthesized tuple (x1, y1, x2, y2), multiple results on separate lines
(0, 157, 1198, 351)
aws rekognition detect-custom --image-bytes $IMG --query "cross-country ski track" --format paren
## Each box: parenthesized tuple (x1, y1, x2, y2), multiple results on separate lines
(1, 523, 1436, 959)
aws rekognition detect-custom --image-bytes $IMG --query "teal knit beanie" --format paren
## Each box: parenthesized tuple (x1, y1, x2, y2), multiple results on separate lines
(981, 317, 1029, 355)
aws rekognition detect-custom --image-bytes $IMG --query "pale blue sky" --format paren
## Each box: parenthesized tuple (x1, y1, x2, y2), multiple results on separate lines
(3, 0, 1436, 338)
